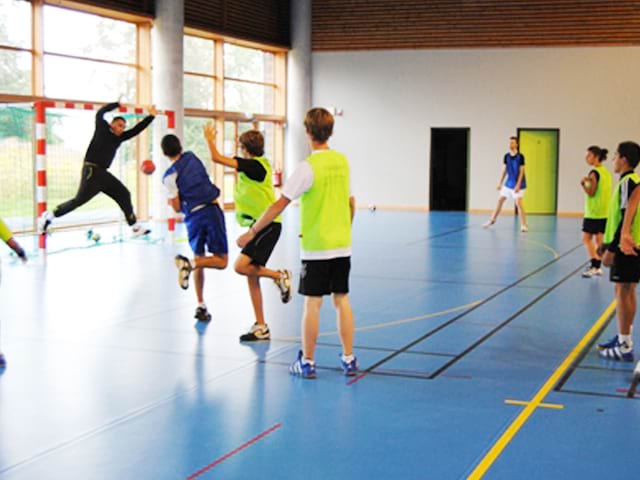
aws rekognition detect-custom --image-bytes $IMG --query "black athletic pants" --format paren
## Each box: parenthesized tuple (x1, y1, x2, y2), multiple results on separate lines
(53, 163, 137, 226)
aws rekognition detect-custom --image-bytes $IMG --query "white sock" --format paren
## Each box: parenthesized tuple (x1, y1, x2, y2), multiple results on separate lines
(198, 303, 206, 309)
(342, 353, 354, 363)
(302, 357, 314, 366)
(619, 334, 633, 349)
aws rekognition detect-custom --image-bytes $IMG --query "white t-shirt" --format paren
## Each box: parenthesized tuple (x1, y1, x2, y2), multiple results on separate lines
(281, 151, 353, 261)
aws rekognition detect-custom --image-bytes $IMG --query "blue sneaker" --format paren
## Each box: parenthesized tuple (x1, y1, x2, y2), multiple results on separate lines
(597, 335, 620, 350)
(0, 353, 6, 369)
(340, 354, 358, 376)
(598, 337, 634, 362)
(289, 350, 316, 379)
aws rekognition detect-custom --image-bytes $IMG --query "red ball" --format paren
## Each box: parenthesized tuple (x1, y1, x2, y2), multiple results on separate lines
(141, 159, 155, 175)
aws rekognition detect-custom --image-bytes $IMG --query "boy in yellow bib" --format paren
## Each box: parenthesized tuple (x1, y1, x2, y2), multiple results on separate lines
(237, 108, 357, 378)
(597, 142, 640, 361)
(580, 146, 612, 277)
(1, 217, 27, 368)
(203, 123, 291, 342)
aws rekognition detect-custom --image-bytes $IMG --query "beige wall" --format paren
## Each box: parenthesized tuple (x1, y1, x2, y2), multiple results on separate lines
(311, 47, 640, 213)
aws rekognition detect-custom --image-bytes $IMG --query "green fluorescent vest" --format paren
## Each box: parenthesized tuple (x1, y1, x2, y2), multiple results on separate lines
(604, 172, 640, 244)
(300, 151, 351, 252)
(234, 156, 280, 227)
(584, 165, 612, 219)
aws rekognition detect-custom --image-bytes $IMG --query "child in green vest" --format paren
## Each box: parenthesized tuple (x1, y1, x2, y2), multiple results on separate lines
(237, 108, 357, 378)
(0, 217, 27, 368)
(580, 146, 612, 278)
(203, 123, 291, 342)
(597, 142, 640, 361)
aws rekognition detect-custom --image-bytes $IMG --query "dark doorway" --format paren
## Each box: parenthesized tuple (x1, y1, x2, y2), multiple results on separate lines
(430, 128, 469, 211)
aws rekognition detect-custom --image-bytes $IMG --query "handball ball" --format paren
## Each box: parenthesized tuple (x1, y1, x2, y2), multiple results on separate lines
(92, 232, 101, 242)
(368, 204, 377, 212)
(141, 159, 156, 175)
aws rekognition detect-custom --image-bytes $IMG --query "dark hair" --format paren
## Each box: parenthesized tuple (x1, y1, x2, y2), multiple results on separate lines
(617, 141, 640, 169)
(112, 116, 126, 124)
(161, 134, 182, 157)
(304, 108, 334, 143)
(510, 136, 518, 145)
(238, 130, 265, 157)
(587, 145, 608, 162)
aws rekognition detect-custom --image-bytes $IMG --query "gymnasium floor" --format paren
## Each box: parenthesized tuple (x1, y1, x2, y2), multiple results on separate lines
(0, 210, 638, 479)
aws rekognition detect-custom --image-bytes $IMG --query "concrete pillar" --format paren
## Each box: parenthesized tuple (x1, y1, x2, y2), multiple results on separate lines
(285, 0, 312, 175)
(151, 0, 183, 222)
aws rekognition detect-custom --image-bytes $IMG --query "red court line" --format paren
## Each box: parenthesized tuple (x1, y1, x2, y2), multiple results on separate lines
(186, 423, 282, 479)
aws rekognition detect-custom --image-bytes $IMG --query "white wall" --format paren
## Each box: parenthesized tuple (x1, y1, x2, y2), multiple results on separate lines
(311, 47, 640, 213)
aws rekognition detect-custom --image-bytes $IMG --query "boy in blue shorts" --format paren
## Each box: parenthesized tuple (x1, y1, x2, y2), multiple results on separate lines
(161, 134, 228, 322)
(484, 136, 529, 232)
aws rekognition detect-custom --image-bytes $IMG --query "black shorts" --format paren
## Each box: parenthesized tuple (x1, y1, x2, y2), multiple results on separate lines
(240, 222, 281, 266)
(582, 218, 607, 234)
(299, 257, 351, 296)
(610, 250, 640, 283)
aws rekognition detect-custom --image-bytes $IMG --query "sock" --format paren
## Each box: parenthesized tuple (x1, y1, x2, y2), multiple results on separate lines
(594, 259, 602, 269)
(302, 357, 314, 366)
(342, 353, 354, 363)
(619, 334, 633, 350)
(198, 302, 206, 309)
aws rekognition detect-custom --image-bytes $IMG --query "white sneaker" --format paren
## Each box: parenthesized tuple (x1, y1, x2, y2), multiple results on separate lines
(582, 267, 597, 278)
(595, 267, 603, 276)
(131, 224, 151, 238)
(520, 225, 529, 233)
(483, 219, 495, 228)
(38, 210, 53, 234)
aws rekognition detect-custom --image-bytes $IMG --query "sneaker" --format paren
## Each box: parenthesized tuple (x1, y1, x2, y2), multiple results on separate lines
(289, 350, 316, 379)
(38, 210, 53, 234)
(239, 323, 271, 342)
(0, 353, 5, 369)
(340, 354, 358, 376)
(598, 337, 634, 362)
(275, 270, 292, 304)
(582, 267, 598, 278)
(174, 254, 192, 290)
(194, 306, 211, 322)
(131, 225, 151, 238)
(594, 268, 604, 276)
(483, 219, 495, 228)
(598, 335, 620, 350)
(520, 225, 529, 233)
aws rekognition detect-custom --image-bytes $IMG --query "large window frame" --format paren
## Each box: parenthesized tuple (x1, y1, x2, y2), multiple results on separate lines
(184, 28, 286, 210)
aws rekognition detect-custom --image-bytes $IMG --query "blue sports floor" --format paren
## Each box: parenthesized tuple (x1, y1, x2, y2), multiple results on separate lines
(0, 210, 638, 479)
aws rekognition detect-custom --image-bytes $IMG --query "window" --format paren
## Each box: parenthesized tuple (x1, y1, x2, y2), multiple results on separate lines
(0, 0, 32, 95)
(43, 5, 137, 102)
(223, 43, 276, 115)
(183, 35, 215, 110)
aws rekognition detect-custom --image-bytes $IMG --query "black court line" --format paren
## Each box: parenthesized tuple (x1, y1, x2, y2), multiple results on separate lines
(575, 364, 636, 373)
(404, 225, 469, 246)
(314, 341, 455, 358)
(428, 263, 586, 378)
(259, 359, 438, 380)
(558, 389, 640, 401)
(554, 307, 617, 392)
(355, 243, 584, 380)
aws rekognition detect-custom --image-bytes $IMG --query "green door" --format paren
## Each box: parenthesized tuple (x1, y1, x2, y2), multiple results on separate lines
(519, 129, 559, 214)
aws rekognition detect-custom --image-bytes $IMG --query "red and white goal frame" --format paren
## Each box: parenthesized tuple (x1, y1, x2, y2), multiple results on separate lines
(34, 100, 176, 249)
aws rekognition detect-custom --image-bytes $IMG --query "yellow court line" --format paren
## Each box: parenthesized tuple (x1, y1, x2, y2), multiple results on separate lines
(467, 300, 616, 480)
(521, 238, 560, 259)
(504, 399, 564, 410)
(275, 300, 482, 342)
